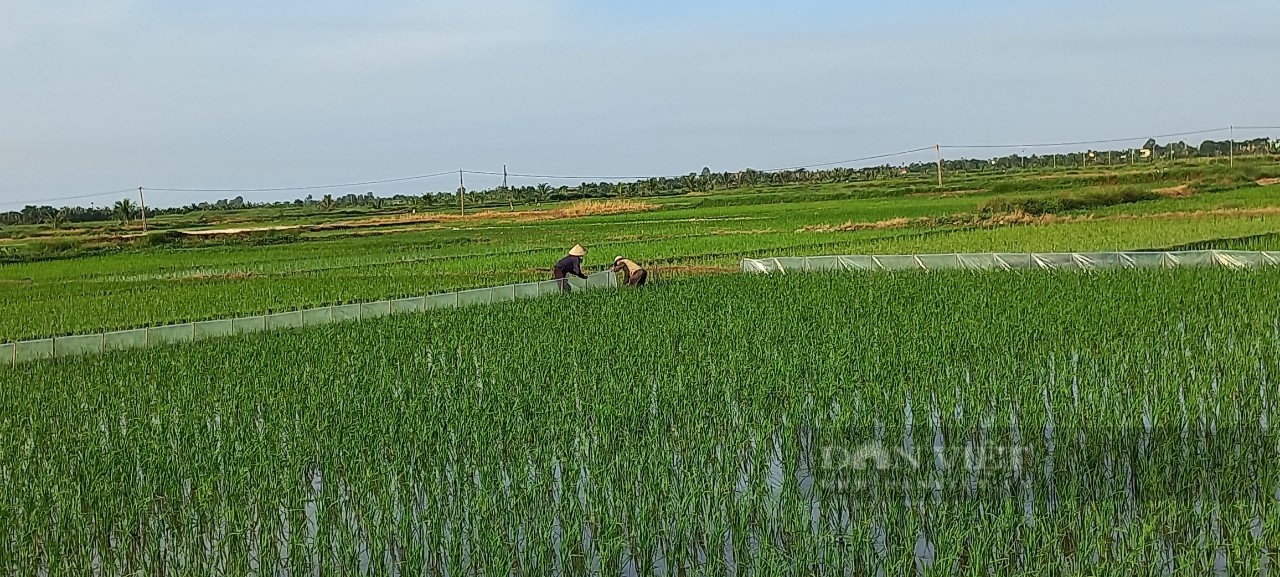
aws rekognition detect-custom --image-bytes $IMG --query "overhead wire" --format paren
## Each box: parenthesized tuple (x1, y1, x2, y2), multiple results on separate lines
(145, 170, 458, 193)
(940, 127, 1230, 150)
(462, 146, 940, 182)
(10, 188, 138, 206)
(757, 146, 937, 173)
(462, 170, 677, 181)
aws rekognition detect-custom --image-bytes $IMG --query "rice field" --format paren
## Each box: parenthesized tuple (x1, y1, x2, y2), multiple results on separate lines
(3, 269, 1279, 575)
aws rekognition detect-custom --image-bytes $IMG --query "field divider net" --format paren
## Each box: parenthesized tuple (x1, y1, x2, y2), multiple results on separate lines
(5, 271, 618, 367)
(741, 250, 1280, 274)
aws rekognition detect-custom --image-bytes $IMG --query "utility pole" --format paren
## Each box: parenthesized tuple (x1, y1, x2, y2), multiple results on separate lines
(458, 170, 465, 216)
(1229, 125, 1234, 167)
(934, 144, 943, 187)
(138, 187, 148, 232)
(503, 165, 512, 211)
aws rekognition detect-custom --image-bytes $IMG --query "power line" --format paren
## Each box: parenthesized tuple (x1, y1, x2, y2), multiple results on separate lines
(758, 146, 937, 173)
(8, 188, 137, 207)
(463, 170, 680, 181)
(941, 127, 1231, 150)
(146, 170, 458, 193)
(462, 146, 938, 181)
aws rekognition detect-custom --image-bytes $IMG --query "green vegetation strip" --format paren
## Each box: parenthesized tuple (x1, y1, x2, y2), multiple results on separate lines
(3, 270, 1280, 573)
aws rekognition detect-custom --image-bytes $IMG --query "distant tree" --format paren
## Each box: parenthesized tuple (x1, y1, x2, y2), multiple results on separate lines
(534, 183, 551, 205)
(51, 208, 68, 230)
(113, 199, 137, 224)
(318, 194, 335, 212)
(682, 174, 698, 194)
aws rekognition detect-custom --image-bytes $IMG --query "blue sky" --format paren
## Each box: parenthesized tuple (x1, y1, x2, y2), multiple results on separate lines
(1, 0, 1276, 210)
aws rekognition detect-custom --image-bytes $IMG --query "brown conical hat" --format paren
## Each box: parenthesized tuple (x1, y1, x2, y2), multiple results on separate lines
(568, 244, 587, 256)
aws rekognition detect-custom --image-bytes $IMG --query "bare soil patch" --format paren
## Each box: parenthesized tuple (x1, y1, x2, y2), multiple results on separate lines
(1258, 178, 1280, 187)
(318, 200, 658, 229)
(1154, 184, 1194, 197)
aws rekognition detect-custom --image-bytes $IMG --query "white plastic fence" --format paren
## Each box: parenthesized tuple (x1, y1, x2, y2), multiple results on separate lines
(2, 272, 617, 367)
(741, 250, 1280, 274)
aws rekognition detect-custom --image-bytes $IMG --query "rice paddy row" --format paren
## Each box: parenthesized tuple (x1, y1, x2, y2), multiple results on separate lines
(3, 269, 1278, 574)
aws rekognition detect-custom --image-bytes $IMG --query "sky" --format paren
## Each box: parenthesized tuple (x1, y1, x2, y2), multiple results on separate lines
(1, 0, 1277, 210)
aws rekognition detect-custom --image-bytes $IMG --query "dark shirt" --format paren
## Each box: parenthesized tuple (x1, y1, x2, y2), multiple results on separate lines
(553, 255, 587, 278)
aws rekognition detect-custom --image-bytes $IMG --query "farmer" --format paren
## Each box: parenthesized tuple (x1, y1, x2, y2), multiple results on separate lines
(552, 244, 589, 292)
(611, 255, 648, 287)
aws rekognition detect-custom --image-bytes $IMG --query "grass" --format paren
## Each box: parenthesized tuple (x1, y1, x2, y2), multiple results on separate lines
(3, 269, 1278, 573)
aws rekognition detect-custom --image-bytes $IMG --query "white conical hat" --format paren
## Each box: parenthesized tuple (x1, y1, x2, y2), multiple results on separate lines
(568, 244, 587, 256)
(614, 255, 625, 263)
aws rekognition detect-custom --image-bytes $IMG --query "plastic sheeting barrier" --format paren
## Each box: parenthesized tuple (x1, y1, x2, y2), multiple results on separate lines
(391, 297, 426, 314)
(233, 316, 267, 335)
(15, 340, 54, 364)
(194, 319, 236, 339)
(302, 308, 333, 326)
(514, 282, 542, 300)
(265, 311, 305, 331)
(104, 329, 147, 351)
(425, 293, 458, 310)
(743, 251, 1280, 274)
(54, 334, 103, 358)
(458, 288, 494, 307)
(5, 271, 618, 365)
(359, 301, 392, 320)
(332, 304, 362, 322)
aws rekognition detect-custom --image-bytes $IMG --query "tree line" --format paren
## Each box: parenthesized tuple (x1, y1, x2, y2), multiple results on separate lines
(3, 137, 1275, 227)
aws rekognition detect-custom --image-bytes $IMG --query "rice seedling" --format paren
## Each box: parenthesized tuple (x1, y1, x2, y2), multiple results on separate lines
(2, 268, 1279, 574)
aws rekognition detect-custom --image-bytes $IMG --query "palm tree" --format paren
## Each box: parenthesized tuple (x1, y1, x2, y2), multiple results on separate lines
(318, 194, 335, 212)
(682, 174, 698, 194)
(534, 183, 551, 206)
(113, 199, 137, 225)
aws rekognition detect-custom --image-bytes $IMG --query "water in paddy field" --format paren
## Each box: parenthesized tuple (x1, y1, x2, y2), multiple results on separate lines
(33, 377, 1280, 576)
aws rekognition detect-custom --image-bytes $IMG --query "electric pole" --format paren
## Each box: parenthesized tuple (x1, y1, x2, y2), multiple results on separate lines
(458, 170, 465, 216)
(138, 187, 148, 232)
(1229, 125, 1234, 167)
(934, 144, 943, 187)
(503, 165, 512, 211)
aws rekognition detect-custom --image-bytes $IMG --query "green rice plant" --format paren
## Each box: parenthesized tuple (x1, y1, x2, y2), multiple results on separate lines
(2, 268, 1280, 574)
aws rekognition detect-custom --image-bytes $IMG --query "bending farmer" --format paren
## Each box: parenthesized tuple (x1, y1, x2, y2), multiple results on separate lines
(611, 255, 648, 287)
(552, 244, 589, 292)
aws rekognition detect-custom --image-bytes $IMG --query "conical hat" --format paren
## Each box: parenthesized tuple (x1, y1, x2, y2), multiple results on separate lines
(568, 244, 587, 256)
(614, 255, 625, 263)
